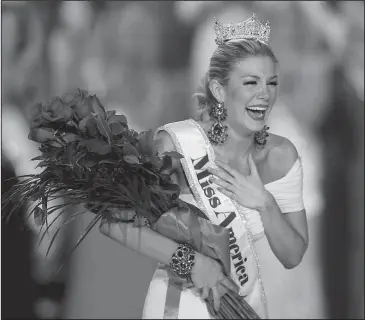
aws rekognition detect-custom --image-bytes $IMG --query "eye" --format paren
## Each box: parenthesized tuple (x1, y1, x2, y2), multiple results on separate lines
(268, 81, 278, 87)
(243, 81, 257, 86)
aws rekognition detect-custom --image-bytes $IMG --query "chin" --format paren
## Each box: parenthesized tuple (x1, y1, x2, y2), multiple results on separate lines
(240, 110, 270, 133)
(241, 119, 266, 133)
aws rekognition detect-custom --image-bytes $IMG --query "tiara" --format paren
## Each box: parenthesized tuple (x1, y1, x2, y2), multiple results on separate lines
(213, 14, 271, 45)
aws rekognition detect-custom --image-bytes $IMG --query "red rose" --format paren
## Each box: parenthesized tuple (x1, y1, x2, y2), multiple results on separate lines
(61, 88, 88, 105)
(43, 97, 73, 123)
(72, 93, 106, 121)
(29, 102, 44, 129)
(30, 97, 73, 129)
(28, 127, 66, 148)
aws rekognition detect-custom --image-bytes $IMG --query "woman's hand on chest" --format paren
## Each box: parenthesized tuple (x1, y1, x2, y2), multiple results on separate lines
(207, 153, 271, 211)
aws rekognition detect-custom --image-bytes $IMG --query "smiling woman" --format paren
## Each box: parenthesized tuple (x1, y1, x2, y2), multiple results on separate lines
(243, 73, 278, 121)
(219, 55, 278, 129)
(194, 44, 280, 152)
(98, 14, 310, 319)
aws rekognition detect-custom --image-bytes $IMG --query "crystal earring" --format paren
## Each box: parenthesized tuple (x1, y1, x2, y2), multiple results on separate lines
(254, 125, 270, 146)
(207, 101, 228, 145)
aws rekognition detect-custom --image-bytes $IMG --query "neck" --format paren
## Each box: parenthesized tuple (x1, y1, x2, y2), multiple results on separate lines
(204, 118, 255, 153)
(225, 121, 255, 150)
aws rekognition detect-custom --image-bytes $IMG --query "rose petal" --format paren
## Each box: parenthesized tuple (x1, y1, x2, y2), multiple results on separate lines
(89, 95, 106, 115)
(28, 127, 56, 143)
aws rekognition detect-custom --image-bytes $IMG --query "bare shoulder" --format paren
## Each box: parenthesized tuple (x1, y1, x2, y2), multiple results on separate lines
(266, 133, 299, 177)
(155, 129, 177, 153)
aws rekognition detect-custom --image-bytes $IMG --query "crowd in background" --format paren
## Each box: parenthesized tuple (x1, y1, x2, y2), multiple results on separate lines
(2, 1, 363, 319)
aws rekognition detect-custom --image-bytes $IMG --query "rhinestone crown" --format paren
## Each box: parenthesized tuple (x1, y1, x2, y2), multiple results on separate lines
(214, 14, 270, 45)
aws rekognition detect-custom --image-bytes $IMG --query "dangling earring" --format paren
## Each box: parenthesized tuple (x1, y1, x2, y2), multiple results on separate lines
(254, 125, 270, 147)
(208, 101, 228, 145)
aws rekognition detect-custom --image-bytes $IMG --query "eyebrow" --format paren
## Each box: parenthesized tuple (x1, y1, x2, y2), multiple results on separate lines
(241, 74, 278, 80)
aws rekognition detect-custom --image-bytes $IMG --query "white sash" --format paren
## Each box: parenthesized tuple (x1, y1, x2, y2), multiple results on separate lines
(158, 119, 268, 318)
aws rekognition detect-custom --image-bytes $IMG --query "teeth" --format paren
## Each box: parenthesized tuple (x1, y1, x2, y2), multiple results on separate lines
(246, 107, 266, 111)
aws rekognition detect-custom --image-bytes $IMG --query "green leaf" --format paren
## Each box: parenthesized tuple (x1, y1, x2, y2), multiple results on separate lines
(62, 133, 81, 144)
(110, 122, 126, 136)
(31, 155, 44, 161)
(93, 113, 112, 144)
(81, 139, 112, 155)
(36, 161, 48, 168)
(66, 120, 78, 129)
(161, 151, 183, 159)
(123, 142, 139, 157)
(78, 114, 98, 137)
(42, 195, 48, 216)
(34, 207, 47, 226)
(115, 183, 134, 201)
(90, 95, 106, 114)
(160, 156, 172, 173)
(126, 175, 143, 204)
(123, 155, 140, 164)
(99, 159, 118, 165)
(154, 182, 180, 195)
(136, 130, 155, 157)
(37, 205, 69, 248)
(107, 114, 128, 125)
(46, 140, 64, 148)
(86, 157, 99, 167)
(46, 227, 61, 257)
(106, 110, 116, 119)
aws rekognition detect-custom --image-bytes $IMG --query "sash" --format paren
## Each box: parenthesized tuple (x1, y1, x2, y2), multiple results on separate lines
(156, 119, 268, 319)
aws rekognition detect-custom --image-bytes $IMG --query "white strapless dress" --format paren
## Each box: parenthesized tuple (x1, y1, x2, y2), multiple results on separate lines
(143, 157, 326, 319)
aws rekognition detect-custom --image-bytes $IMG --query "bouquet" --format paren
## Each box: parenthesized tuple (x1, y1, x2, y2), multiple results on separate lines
(1, 89, 260, 319)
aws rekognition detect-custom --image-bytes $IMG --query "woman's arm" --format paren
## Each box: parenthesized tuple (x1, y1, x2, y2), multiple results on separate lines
(100, 129, 228, 310)
(100, 221, 179, 265)
(100, 129, 181, 263)
(259, 196, 308, 269)
(259, 139, 308, 269)
(209, 138, 309, 269)
(99, 216, 229, 311)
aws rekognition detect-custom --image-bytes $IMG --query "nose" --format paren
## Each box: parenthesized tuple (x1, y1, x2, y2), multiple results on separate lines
(257, 85, 269, 102)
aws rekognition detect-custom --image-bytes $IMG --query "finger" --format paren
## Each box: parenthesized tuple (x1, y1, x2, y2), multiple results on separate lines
(211, 286, 221, 312)
(217, 282, 228, 297)
(217, 187, 235, 200)
(99, 219, 111, 234)
(201, 286, 209, 300)
(248, 153, 260, 178)
(190, 286, 202, 296)
(208, 168, 235, 185)
(211, 177, 235, 192)
(220, 277, 239, 293)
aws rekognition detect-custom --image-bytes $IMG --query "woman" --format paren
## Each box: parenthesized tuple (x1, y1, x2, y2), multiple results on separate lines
(100, 14, 308, 319)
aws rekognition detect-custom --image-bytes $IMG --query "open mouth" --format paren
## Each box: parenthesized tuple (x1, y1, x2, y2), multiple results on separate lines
(246, 105, 267, 120)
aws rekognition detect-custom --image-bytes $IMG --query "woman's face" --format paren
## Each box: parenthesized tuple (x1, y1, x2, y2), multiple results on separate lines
(222, 55, 278, 133)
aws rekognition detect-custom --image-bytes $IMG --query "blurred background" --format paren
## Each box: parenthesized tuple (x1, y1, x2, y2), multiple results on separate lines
(1, 1, 363, 319)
